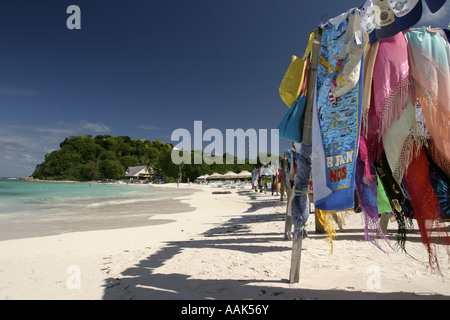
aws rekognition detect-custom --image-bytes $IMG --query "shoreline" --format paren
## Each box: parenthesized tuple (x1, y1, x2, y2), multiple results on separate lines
(0, 184, 449, 300)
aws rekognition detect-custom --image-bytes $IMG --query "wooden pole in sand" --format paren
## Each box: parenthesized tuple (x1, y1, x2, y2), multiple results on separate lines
(289, 27, 322, 284)
(280, 152, 286, 201)
(289, 233, 303, 283)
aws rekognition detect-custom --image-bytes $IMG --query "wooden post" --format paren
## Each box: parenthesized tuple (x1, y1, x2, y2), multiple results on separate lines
(284, 187, 294, 240)
(314, 209, 326, 234)
(280, 152, 287, 201)
(289, 27, 323, 284)
(289, 233, 303, 283)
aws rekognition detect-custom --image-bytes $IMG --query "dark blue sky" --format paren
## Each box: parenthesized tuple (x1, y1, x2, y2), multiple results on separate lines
(0, 0, 448, 177)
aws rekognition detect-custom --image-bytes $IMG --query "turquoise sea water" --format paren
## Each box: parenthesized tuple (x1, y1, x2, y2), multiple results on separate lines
(0, 179, 195, 240)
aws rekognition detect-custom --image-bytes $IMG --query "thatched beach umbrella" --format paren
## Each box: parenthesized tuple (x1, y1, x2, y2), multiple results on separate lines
(207, 172, 224, 180)
(236, 170, 252, 179)
(222, 171, 238, 179)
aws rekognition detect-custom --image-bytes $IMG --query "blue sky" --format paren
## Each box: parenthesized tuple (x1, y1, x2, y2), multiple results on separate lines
(0, 0, 448, 177)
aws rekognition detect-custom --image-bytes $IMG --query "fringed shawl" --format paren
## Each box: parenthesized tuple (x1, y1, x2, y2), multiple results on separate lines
(382, 94, 417, 186)
(315, 209, 350, 253)
(355, 134, 392, 252)
(404, 146, 450, 273)
(405, 27, 450, 177)
(369, 32, 412, 161)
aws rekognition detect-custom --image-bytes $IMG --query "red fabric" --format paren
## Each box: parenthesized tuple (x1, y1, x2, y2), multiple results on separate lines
(404, 146, 450, 272)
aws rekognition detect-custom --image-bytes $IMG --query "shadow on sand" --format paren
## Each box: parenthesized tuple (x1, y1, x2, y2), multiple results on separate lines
(102, 190, 450, 300)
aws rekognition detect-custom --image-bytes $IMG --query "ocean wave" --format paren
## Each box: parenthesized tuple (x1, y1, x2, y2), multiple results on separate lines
(83, 197, 160, 209)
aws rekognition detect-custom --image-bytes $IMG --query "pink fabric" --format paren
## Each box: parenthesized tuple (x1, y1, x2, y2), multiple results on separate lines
(370, 32, 411, 160)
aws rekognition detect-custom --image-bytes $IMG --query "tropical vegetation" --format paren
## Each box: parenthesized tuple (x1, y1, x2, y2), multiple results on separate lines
(32, 135, 271, 182)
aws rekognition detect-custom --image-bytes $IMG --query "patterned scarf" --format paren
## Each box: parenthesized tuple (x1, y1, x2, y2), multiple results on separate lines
(428, 154, 450, 220)
(368, 32, 412, 162)
(405, 27, 450, 178)
(312, 8, 364, 211)
(355, 135, 392, 252)
(374, 152, 414, 252)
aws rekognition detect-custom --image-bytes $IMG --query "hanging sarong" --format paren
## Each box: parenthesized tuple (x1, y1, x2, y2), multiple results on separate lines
(312, 8, 364, 211)
(405, 27, 450, 178)
(428, 156, 450, 220)
(375, 151, 413, 252)
(355, 135, 392, 252)
(376, 172, 393, 214)
(291, 143, 312, 238)
(382, 94, 417, 186)
(404, 145, 450, 272)
(369, 32, 411, 162)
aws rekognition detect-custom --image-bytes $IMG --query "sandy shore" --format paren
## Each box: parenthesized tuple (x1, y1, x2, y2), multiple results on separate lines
(0, 183, 449, 300)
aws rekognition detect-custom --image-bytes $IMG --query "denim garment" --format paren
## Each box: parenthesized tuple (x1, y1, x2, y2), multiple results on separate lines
(291, 142, 312, 238)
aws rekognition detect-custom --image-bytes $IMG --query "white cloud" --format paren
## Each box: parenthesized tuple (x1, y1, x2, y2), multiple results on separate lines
(0, 120, 112, 177)
(136, 124, 162, 131)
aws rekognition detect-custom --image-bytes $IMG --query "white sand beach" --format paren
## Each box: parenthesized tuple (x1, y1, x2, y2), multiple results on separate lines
(0, 183, 449, 300)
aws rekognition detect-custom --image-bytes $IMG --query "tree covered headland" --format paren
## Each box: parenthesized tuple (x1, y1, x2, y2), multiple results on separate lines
(32, 135, 267, 182)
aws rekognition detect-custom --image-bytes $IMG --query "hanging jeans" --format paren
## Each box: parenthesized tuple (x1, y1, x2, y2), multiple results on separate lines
(291, 142, 312, 238)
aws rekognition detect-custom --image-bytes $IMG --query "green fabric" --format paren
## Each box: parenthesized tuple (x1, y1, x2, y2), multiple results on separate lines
(376, 172, 393, 213)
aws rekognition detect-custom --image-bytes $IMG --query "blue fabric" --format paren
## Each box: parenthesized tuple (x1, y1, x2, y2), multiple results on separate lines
(277, 94, 306, 143)
(291, 143, 312, 238)
(313, 10, 363, 211)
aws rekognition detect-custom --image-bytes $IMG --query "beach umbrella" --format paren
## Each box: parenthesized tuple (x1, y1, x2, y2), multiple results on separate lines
(222, 171, 238, 179)
(236, 170, 252, 179)
(208, 172, 224, 180)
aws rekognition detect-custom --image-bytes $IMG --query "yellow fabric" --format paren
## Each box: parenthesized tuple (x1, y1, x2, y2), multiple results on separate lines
(279, 32, 314, 108)
(316, 209, 350, 253)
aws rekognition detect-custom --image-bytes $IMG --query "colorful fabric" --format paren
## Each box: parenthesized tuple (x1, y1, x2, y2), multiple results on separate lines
(428, 156, 450, 220)
(375, 151, 413, 252)
(382, 93, 416, 186)
(404, 145, 450, 272)
(369, 32, 411, 161)
(316, 209, 349, 253)
(312, 8, 363, 211)
(360, 0, 447, 44)
(405, 27, 450, 178)
(291, 143, 312, 238)
(376, 172, 393, 213)
(361, 39, 379, 138)
(279, 32, 314, 108)
(355, 134, 392, 252)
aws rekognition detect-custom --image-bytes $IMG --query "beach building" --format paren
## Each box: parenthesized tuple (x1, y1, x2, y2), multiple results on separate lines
(124, 166, 152, 180)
